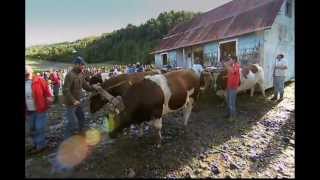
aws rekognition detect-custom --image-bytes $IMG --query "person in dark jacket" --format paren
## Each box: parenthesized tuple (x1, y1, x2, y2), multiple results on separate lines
(62, 56, 95, 139)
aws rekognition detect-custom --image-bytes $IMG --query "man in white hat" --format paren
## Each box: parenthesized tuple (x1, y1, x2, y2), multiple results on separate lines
(25, 65, 53, 153)
(271, 54, 288, 101)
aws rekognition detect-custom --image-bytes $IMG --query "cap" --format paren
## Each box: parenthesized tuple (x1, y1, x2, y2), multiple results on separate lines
(73, 56, 86, 65)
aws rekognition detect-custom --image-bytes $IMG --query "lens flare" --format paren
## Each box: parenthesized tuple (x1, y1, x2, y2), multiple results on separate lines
(56, 135, 88, 168)
(85, 128, 101, 146)
(102, 113, 116, 133)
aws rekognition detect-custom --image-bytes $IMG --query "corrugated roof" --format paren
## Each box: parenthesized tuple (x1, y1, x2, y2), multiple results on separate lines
(153, 0, 285, 54)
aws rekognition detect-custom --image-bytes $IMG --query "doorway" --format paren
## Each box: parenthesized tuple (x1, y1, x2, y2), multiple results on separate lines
(162, 54, 168, 66)
(219, 40, 237, 62)
(193, 47, 204, 65)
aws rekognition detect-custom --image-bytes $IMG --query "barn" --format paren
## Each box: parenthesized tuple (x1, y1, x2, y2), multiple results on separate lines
(152, 0, 294, 89)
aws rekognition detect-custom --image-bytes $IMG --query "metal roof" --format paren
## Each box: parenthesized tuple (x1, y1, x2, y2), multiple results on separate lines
(153, 0, 285, 54)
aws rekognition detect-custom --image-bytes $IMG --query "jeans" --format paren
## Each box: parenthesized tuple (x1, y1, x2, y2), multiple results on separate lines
(273, 76, 285, 98)
(26, 111, 48, 149)
(227, 89, 237, 117)
(64, 106, 86, 139)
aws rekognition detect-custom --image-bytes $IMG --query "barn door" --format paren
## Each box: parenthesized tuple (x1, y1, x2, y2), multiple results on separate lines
(162, 54, 168, 66)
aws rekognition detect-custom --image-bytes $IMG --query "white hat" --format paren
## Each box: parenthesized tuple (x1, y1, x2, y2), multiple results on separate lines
(25, 65, 33, 74)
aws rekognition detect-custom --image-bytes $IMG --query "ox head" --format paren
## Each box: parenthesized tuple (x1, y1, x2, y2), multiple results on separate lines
(89, 83, 127, 113)
(89, 74, 103, 85)
(89, 74, 130, 113)
(215, 70, 228, 97)
(199, 70, 214, 92)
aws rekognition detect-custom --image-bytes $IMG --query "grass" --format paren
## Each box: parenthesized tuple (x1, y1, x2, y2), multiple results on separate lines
(26, 58, 116, 72)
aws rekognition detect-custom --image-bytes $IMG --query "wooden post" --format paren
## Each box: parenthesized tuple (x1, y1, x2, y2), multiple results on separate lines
(183, 48, 185, 68)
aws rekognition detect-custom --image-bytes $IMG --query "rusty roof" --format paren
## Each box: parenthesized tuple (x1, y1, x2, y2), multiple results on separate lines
(153, 0, 285, 54)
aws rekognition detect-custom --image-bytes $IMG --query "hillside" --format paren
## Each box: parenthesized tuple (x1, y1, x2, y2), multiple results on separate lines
(26, 11, 200, 64)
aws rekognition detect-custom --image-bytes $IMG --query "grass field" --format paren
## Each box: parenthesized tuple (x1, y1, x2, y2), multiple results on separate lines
(26, 58, 119, 72)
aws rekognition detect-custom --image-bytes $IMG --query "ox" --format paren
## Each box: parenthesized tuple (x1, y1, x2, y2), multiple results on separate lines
(91, 69, 210, 147)
(215, 64, 265, 98)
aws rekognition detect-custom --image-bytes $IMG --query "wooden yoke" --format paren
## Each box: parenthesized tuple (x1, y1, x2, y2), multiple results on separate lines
(92, 84, 125, 114)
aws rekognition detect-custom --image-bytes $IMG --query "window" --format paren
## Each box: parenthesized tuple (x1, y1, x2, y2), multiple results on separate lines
(285, 0, 292, 17)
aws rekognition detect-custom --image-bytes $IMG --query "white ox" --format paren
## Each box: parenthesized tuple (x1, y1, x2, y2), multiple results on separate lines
(215, 64, 265, 98)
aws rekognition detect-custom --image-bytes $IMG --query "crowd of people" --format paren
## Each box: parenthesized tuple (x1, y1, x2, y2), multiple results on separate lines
(31, 62, 156, 104)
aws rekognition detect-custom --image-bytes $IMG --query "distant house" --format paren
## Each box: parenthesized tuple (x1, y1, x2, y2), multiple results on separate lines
(152, 0, 294, 89)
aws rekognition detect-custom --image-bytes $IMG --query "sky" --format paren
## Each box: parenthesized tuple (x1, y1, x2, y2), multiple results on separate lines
(26, 0, 232, 47)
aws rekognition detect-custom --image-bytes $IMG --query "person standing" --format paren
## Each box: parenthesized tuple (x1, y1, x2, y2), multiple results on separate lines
(192, 57, 204, 77)
(136, 62, 143, 72)
(25, 65, 53, 153)
(271, 54, 288, 101)
(50, 71, 61, 104)
(224, 56, 240, 121)
(62, 56, 95, 139)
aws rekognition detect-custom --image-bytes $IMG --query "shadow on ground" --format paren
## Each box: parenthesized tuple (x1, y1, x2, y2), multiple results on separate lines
(68, 85, 285, 178)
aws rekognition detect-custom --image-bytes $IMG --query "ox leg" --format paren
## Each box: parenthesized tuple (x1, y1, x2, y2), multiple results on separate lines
(183, 98, 194, 126)
(221, 92, 227, 107)
(152, 118, 162, 148)
(138, 124, 144, 138)
(258, 82, 265, 97)
(250, 87, 255, 97)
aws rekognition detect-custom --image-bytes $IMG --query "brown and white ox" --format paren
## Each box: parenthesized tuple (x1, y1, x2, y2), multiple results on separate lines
(215, 64, 265, 99)
(90, 69, 209, 147)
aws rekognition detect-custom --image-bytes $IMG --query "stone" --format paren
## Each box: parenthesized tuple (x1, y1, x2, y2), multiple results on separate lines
(250, 154, 259, 162)
(289, 139, 295, 145)
(282, 137, 290, 144)
(229, 162, 239, 170)
(194, 169, 201, 174)
(210, 164, 220, 175)
(200, 162, 209, 169)
(186, 172, 196, 178)
(127, 168, 135, 177)
(200, 170, 211, 177)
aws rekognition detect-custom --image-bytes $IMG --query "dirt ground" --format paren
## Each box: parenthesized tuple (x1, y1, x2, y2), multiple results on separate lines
(25, 81, 295, 178)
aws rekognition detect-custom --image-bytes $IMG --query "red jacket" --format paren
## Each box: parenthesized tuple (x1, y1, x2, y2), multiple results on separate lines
(28, 76, 53, 112)
(227, 63, 240, 90)
(50, 73, 61, 86)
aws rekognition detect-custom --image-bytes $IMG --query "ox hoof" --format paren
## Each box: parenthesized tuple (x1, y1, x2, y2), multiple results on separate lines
(137, 134, 144, 139)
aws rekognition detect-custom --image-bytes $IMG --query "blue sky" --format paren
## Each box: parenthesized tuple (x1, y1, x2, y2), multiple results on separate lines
(26, 0, 231, 47)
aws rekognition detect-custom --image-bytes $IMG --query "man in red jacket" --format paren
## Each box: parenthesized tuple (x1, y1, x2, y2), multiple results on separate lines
(224, 56, 240, 121)
(25, 65, 53, 153)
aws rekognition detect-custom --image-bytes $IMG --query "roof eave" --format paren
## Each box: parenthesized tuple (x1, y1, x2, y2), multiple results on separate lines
(151, 26, 272, 54)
